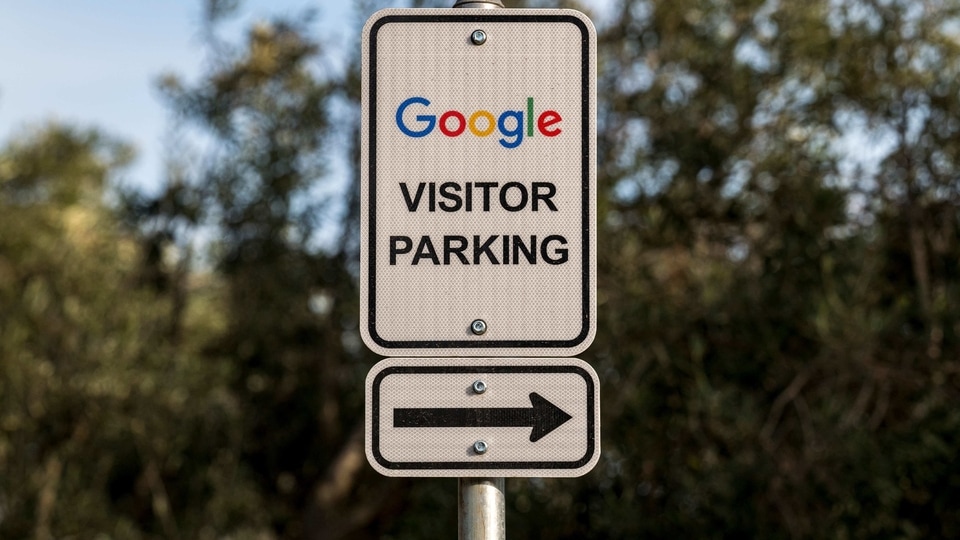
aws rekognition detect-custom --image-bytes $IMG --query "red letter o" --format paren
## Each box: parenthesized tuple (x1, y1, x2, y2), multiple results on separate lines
(439, 111, 466, 137)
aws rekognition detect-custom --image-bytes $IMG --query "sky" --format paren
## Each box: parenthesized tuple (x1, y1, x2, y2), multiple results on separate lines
(0, 0, 355, 195)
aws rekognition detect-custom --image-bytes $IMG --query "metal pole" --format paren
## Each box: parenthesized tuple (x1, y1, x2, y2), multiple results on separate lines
(459, 478, 506, 540)
(452, 0, 504, 7)
(452, 0, 505, 537)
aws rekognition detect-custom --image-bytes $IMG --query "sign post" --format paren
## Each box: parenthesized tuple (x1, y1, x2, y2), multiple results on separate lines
(359, 2, 597, 538)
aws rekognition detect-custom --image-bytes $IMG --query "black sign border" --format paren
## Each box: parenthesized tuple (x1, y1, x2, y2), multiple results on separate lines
(365, 14, 593, 350)
(371, 364, 597, 471)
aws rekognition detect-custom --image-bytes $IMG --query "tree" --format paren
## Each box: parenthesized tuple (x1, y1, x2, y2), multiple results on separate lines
(0, 124, 275, 539)
(140, 6, 401, 538)
(583, 0, 960, 537)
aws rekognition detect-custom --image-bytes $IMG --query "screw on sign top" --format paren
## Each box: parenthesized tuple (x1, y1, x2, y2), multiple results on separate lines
(470, 29, 487, 45)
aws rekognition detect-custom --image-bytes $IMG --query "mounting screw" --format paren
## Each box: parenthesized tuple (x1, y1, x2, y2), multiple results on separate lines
(472, 380, 487, 394)
(471, 319, 487, 335)
(473, 440, 488, 455)
(471, 29, 487, 46)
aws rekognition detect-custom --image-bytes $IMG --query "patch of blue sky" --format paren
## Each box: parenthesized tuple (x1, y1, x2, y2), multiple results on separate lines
(0, 1, 352, 195)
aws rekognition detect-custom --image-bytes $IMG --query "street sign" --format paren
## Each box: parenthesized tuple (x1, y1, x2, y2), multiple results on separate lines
(365, 357, 600, 477)
(360, 9, 597, 357)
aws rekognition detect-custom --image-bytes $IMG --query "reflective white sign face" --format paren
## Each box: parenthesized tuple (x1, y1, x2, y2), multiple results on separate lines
(365, 357, 600, 477)
(359, 9, 597, 357)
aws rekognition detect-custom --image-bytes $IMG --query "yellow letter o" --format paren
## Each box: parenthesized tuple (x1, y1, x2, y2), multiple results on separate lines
(468, 110, 496, 137)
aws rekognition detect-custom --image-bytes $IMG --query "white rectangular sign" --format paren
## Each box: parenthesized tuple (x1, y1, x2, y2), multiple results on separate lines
(365, 357, 600, 477)
(360, 9, 597, 357)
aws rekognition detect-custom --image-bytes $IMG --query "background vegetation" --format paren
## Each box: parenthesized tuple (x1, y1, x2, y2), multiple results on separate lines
(2, 0, 959, 538)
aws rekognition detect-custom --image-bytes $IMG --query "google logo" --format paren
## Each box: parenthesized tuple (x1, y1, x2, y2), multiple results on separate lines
(395, 97, 563, 149)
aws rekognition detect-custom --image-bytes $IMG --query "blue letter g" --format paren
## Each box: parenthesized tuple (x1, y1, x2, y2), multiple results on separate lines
(396, 97, 436, 137)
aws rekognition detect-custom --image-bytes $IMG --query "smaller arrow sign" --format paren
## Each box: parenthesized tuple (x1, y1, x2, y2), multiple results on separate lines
(394, 392, 573, 442)
(366, 359, 600, 477)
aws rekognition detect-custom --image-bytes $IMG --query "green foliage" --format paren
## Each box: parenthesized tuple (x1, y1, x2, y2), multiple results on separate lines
(586, 0, 960, 537)
(137, 10, 382, 540)
(0, 126, 272, 538)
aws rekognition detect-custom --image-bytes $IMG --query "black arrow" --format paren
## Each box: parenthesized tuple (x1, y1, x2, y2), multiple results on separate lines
(393, 392, 573, 442)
